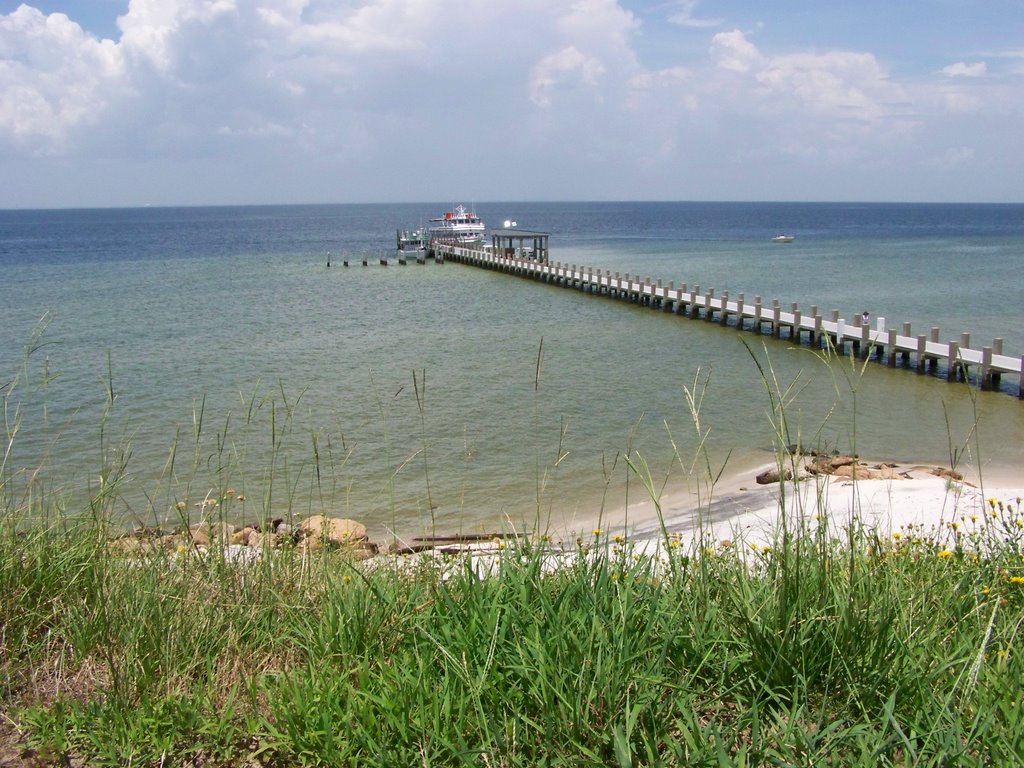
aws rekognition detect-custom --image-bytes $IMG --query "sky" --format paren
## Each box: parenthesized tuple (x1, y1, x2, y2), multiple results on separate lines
(0, 0, 1022, 208)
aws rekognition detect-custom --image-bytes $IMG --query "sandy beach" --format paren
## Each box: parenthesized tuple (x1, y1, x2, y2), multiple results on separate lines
(576, 457, 1024, 554)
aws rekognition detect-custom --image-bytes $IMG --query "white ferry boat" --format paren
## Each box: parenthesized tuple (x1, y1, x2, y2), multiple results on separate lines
(428, 205, 485, 244)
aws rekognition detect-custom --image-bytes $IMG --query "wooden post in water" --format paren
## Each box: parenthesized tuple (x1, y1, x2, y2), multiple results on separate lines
(917, 335, 927, 373)
(690, 285, 700, 318)
(720, 290, 730, 325)
(704, 288, 715, 321)
(929, 327, 940, 371)
(772, 300, 781, 338)
(993, 338, 1004, 386)
(981, 347, 993, 390)
(960, 332, 972, 381)
(947, 341, 960, 382)
(887, 329, 898, 366)
(754, 297, 763, 333)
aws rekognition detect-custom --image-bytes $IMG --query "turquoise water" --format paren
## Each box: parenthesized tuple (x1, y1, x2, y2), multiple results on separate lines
(2, 203, 1023, 539)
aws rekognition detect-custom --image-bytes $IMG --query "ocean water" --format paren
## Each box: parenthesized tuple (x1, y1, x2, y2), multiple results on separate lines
(2, 202, 1023, 539)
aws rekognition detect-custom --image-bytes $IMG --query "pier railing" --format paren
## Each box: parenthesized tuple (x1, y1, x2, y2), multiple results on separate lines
(435, 242, 1024, 399)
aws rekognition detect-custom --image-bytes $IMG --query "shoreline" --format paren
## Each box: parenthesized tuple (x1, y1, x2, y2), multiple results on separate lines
(90, 450, 1024, 575)
(552, 453, 1024, 552)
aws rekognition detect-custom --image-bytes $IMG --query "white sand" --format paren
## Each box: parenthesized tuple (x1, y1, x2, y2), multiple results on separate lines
(582, 460, 1024, 553)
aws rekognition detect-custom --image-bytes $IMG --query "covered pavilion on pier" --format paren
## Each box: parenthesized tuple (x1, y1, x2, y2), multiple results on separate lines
(489, 225, 550, 263)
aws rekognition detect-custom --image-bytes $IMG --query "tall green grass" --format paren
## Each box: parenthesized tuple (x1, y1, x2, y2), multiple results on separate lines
(2, 334, 1023, 766)
(4, 506, 1024, 766)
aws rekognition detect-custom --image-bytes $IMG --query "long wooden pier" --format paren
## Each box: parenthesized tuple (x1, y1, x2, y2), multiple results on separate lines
(434, 242, 1024, 399)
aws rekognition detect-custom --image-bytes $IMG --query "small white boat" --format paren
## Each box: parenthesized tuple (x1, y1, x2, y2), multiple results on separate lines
(771, 234, 795, 243)
(397, 227, 427, 253)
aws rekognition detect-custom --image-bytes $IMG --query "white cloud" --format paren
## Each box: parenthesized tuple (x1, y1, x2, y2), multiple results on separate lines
(757, 50, 903, 122)
(554, 0, 638, 52)
(942, 61, 986, 78)
(667, 0, 721, 29)
(0, 1, 1019, 205)
(710, 29, 762, 73)
(529, 46, 606, 107)
(0, 5, 123, 147)
(118, 0, 239, 73)
(709, 30, 906, 124)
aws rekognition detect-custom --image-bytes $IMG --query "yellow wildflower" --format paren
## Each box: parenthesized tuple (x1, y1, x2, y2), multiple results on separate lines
(937, 550, 954, 559)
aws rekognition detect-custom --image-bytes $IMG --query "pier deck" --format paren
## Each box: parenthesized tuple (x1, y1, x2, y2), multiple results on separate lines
(434, 242, 1024, 399)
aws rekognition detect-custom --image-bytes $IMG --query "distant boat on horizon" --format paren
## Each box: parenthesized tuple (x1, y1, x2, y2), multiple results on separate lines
(771, 234, 795, 243)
